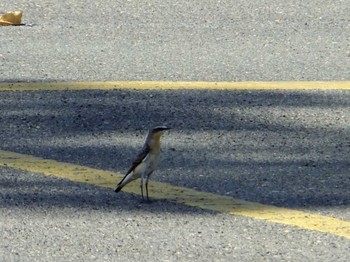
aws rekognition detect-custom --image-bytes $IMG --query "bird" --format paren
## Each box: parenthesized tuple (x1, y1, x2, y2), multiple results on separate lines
(115, 126, 170, 202)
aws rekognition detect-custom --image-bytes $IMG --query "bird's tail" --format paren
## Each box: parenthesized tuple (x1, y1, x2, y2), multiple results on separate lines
(115, 172, 133, 193)
(114, 183, 123, 193)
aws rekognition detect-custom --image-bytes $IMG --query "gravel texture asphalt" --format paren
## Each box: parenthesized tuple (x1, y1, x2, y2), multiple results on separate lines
(0, 169, 349, 261)
(1, 89, 350, 261)
(1, 0, 350, 261)
(1, 0, 350, 82)
(1, 168, 350, 262)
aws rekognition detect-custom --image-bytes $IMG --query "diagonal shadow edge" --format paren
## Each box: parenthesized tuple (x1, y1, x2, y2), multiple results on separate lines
(0, 149, 349, 239)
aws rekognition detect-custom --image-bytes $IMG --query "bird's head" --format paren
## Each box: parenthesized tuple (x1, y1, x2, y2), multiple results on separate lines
(146, 126, 170, 147)
(150, 126, 171, 136)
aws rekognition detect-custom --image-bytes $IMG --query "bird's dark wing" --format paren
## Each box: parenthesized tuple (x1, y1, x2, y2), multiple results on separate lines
(117, 144, 150, 184)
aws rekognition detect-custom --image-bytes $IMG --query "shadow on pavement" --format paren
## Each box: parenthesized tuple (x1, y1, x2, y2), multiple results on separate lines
(0, 87, 349, 209)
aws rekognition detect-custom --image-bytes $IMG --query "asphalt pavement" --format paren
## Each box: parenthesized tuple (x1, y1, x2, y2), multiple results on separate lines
(1, 0, 349, 82)
(1, 1, 350, 261)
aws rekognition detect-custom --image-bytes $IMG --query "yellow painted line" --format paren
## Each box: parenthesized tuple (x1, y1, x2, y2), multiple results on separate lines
(1, 81, 350, 91)
(0, 149, 349, 239)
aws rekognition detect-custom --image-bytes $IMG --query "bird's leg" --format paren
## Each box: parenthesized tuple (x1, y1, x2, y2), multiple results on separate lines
(145, 171, 153, 203)
(140, 174, 144, 202)
(145, 176, 150, 202)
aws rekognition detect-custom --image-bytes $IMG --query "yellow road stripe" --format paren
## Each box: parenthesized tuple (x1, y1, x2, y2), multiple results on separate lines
(0, 149, 349, 239)
(1, 81, 350, 91)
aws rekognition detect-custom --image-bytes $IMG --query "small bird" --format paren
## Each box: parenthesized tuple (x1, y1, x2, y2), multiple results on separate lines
(115, 126, 170, 202)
